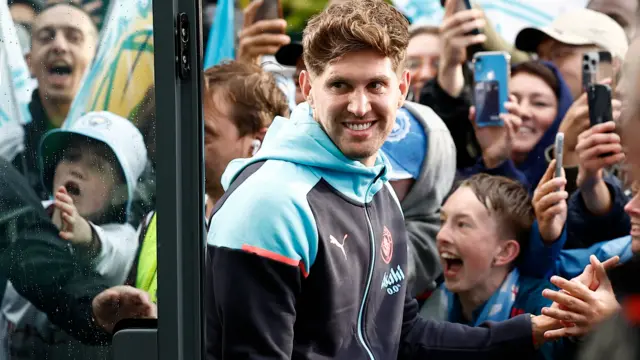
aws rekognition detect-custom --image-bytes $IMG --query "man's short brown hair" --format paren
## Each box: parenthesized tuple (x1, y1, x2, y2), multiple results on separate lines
(302, 0, 410, 76)
(459, 174, 534, 259)
(203, 61, 290, 136)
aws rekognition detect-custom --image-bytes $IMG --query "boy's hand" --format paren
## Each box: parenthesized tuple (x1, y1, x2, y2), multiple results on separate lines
(54, 186, 93, 247)
(532, 160, 568, 243)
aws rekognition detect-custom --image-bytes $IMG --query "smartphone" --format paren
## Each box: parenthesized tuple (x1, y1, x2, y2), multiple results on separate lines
(554, 132, 564, 178)
(582, 51, 614, 92)
(254, 0, 283, 23)
(596, 51, 614, 89)
(440, 0, 472, 11)
(439, 0, 479, 35)
(582, 52, 597, 92)
(473, 51, 510, 127)
(588, 84, 613, 127)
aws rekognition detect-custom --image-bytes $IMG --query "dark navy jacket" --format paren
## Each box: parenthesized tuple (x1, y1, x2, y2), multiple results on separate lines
(205, 103, 538, 360)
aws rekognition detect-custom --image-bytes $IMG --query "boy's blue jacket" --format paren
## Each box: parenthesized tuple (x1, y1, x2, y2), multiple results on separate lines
(424, 272, 560, 360)
(522, 178, 633, 279)
(205, 102, 539, 360)
(522, 222, 633, 280)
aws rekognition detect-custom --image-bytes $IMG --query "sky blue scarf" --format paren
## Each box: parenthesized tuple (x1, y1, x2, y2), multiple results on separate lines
(443, 268, 520, 326)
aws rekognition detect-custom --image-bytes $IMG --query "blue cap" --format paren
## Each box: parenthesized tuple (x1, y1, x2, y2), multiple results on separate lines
(382, 107, 427, 181)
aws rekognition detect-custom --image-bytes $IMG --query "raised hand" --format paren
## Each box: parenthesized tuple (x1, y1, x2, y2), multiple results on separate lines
(576, 121, 626, 187)
(470, 95, 522, 169)
(54, 186, 93, 247)
(437, 0, 486, 97)
(541, 255, 621, 339)
(532, 160, 568, 243)
(92, 286, 157, 333)
(236, 0, 291, 65)
(558, 80, 622, 167)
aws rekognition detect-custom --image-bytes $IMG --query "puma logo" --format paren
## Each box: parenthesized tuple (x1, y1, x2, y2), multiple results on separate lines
(329, 234, 348, 260)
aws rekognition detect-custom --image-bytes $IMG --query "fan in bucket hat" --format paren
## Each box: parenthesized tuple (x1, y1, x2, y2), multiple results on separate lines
(515, 8, 628, 59)
(381, 107, 427, 181)
(39, 111, 148, 215)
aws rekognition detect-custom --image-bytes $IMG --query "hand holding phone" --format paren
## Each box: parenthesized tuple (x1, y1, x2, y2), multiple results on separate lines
(473, 51, 510, 127)
(253, 0, 283, 23)
(237, 0, 289, 64)
(440, 0, 486, 74)
(588, 84, 613, 127)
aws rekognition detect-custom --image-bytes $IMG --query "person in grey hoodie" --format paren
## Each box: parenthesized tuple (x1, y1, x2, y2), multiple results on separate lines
(382, 101, 456, 298)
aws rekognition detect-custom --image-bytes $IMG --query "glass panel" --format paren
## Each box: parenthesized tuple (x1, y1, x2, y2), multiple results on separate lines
(0, 0, 158, 358)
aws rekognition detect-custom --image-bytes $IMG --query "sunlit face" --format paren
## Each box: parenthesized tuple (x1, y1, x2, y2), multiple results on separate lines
(437, 187, 502, 293)
(28, 4, 97, 103)
(406, 32, 440, 96)
(537, 38, 598, 99)
(510, 72, 558, 160)
(301, 50, 409, 166)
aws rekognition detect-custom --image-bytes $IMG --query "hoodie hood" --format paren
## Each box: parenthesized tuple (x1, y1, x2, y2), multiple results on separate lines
(517, 61, 573, 188)
(400, 102, 456, 219)
(394, 101, 457, 296)
(221, 102, 393, 204)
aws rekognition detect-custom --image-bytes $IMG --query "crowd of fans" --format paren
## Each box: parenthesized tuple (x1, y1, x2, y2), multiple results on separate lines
(1, 0, 640, 359)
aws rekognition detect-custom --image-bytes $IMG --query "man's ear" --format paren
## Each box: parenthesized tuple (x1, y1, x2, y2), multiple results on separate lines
(493, 240, 520, 267)
(255, 127, 268, 142)
(300, 70, 313, 105)
(398, 69, 410, 107)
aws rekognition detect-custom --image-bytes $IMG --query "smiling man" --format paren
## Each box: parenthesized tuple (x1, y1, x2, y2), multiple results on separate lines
(205, 1, 566, 359)
(13, 2, 98, 200)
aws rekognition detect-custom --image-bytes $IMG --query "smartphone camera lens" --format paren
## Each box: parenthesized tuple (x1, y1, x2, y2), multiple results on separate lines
(591, 59, 596, 66)
(583, 64, 590, 71)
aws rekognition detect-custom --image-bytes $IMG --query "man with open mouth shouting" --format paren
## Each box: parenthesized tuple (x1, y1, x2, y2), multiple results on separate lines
(13, 1, 98, 200)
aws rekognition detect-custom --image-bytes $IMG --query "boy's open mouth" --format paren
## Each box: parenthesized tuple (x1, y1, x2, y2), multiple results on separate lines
(64, 181, 81, 196)
(441, 252, 464, 277)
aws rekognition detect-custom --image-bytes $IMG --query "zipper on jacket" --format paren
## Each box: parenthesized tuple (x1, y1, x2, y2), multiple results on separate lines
(356, 171, 385, 360)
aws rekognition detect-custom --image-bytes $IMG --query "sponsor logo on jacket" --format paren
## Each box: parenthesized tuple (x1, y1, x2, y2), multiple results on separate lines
(381, 264, 405, 295)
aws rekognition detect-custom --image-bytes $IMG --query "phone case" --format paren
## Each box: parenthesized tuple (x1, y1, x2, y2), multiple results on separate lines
(254, 0, 282, 23)
(473, 51, 510, 127)
(596, 51, 614, 89)
(588, 84, 613, 127)
(582, 52, 598, 92)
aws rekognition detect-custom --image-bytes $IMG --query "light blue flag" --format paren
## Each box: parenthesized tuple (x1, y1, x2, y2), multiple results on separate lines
(204, 0, 236, 69)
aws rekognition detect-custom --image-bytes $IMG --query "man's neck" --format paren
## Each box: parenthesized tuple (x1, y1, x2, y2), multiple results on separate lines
(39, 92, 71, 128)
(457, 269, 509, 321)
(359, 154, 378, 167)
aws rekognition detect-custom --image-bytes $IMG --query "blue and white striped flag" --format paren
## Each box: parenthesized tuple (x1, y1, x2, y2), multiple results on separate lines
(0, 0, 35, 125)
